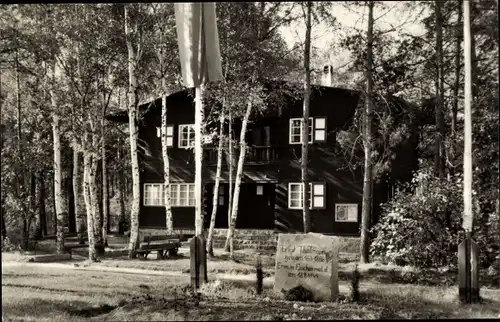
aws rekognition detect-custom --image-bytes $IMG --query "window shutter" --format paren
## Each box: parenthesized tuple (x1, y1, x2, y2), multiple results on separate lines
(314, 117, 327, 143)
(311, 182, 326, 209)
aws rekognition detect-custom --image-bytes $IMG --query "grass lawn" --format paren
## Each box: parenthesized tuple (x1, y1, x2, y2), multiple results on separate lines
(2, 262, 500, 320)
(2, 235, 500, 320)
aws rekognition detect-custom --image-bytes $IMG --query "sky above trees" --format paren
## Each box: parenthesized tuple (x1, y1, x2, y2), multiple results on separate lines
(279, 1, 429, 77)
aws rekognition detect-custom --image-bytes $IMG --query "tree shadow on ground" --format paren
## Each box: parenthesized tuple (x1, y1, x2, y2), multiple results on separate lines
(2, 297, 107, 319)
(339, 267, 500, 289)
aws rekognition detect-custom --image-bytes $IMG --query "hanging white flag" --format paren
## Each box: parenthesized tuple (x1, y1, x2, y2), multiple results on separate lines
(174, 2, 223, 88)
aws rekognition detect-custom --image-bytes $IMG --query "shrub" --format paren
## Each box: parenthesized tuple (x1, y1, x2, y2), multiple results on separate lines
(1, 236, 21, 252)
(372, 169, 499, 270)
(371, 169, 463, 269)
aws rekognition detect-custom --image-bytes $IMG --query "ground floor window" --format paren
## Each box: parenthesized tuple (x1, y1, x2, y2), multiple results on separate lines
(288, 182, 326, 210)
(335, 203, 358, 222)
(144, 183, 195, 207)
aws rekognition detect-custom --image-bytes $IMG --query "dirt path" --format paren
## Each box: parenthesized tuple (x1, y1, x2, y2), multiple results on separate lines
(1, 260, 276, 286)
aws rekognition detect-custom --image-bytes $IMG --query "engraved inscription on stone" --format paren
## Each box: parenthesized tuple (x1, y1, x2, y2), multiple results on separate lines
(273, 233, 340, 301)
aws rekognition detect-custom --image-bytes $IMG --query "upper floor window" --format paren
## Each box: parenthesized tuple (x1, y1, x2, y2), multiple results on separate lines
(289, 117, 327, 144)
(289, 118, 312, 144)
(288, 182, 326, 210)
(156, 125, 174, 147)
(178, 124, 195, 148)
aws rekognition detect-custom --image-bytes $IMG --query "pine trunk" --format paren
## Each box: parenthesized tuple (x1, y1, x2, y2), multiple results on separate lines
(161, 94, 174, 233)
(35, 171, 45, 239)
(302, 1, 312, 233)
(207, 108, 225, 256)
(83, 153, 97, 261)
(117, 137, 126, 234)
(434, 0, 446, 179)
(462, 0, 473, 232)
(125, 6, 141, 258)
(227, 100, 252, 260)
(450, 0, 462, 176)
(360, 0, 374, 264)
(30, 172, 37, 241)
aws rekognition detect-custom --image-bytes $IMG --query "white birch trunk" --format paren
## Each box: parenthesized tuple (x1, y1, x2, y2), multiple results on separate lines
(51, 91, 64, 254)
(73, 143, 83, 243)
(226, 100, 252, 260)
(102, 119, 108, 246)
(224, 107, 233, 252)
(83, 152, 97, 261)
(162, 95, 174, 233)
(207, 108, 225, 256)
(125, 6, 141, 257)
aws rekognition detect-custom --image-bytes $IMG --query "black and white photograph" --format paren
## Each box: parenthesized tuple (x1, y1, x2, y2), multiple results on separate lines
(1, 1, 499, 320)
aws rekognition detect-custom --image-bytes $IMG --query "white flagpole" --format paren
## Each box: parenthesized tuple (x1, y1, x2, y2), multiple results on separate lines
(463, 0, 473, 233)
(195, 84, 203, 236)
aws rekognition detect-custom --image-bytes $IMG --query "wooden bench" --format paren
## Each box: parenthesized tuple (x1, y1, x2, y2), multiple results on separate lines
(137, 234, 182, 259)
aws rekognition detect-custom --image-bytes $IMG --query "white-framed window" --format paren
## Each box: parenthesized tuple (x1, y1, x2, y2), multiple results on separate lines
(256, 185, 264, 195)
(289, 118, 312, 144)
(144, 184, 164, 206)
(335, 203, 358, 222)
(288, 182, 326, 210)
(172, 183, 196, 207)
(156, 125, 174, 147)
(289, 117, 327, 144)
(178, 124, 195, 148)
(144, 183, 195, 207)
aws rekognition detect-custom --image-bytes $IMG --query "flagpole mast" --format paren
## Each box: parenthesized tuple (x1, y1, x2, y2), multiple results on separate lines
(195, 85, 203, 236)
(462, 0, 473, 233)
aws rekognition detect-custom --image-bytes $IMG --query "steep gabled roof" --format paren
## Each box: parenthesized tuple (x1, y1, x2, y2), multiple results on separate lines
(105, 80, 361, 123)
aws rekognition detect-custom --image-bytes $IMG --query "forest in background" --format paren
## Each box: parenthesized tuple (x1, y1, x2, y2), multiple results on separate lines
(0, 1, 498, 270)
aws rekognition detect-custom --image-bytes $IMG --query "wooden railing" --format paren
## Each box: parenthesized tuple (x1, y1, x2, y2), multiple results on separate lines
(203, 146, 280, 165)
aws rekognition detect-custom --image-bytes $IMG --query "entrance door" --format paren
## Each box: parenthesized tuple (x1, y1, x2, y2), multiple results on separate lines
(237, 183, 275, 229)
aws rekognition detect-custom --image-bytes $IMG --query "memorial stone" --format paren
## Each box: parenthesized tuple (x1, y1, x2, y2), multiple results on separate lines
(273, 233, 340, 301)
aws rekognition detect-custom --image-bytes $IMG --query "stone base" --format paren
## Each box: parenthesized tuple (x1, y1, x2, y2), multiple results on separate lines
(139, 228, 360, 253)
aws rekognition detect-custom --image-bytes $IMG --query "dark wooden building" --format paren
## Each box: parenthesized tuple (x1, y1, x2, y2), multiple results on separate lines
(107, 71, 420, 237)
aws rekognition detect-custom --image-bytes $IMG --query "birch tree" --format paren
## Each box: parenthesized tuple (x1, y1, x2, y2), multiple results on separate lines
(124, 5, 141, 257)
(227, 99, 253, 260)
(207, 107, 225, 257)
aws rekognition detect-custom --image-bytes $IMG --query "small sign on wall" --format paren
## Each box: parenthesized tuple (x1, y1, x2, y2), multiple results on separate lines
(256, 185, 263, 195)
(335, 203, 358, 222)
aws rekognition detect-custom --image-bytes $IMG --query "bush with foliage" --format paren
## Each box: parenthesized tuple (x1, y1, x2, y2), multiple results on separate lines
(370, 169, 464, 268)
(371, 169, 499, 270)
(1, 236, 21, 252)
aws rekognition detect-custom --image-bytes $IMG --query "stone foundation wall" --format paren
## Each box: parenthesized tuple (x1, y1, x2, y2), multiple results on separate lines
(138, 228, 360, 253)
